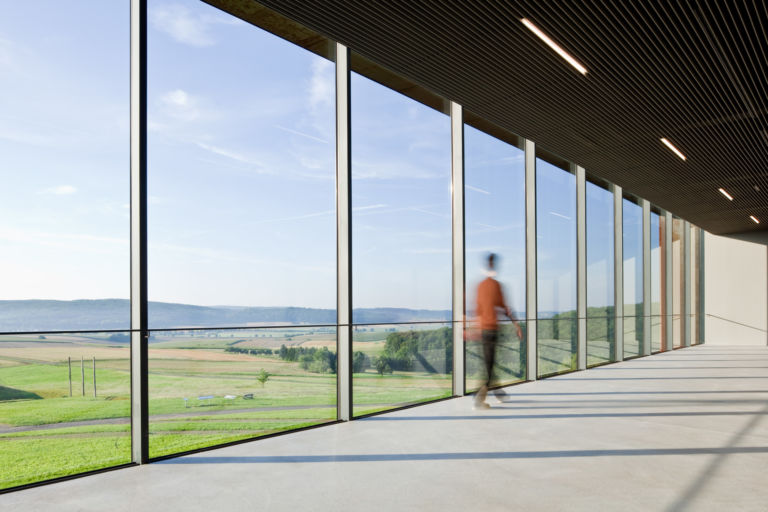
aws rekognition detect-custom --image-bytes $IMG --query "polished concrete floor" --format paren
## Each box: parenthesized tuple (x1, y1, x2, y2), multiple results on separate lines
(6, 345, 768, 511)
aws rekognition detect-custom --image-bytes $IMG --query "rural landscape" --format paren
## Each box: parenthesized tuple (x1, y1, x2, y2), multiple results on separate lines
(0, 300, 455, 490)
(0, 299, 656, 489)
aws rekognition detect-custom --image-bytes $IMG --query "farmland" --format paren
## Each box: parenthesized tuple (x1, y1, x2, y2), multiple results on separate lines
(0, 325, 453, 490)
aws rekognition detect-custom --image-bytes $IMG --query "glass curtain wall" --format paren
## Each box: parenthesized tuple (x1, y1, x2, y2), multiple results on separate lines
(0, 2, 130, 490)
(147, 0, 337, 458)
(650, 210, 664, 352)
(536, 155, 577, 376)
(623, 198, 644, 358)
(672, 217, 684, 348)
(463, 120, 527, 391)
(586, 181, 615, 366)
(350, 59, 452, 416)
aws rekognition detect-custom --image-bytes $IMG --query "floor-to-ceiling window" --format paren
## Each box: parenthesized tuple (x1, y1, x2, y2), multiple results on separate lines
(650, 209, 665, 352)
(586, 180, 615, 366)
(0, 1, 130, 490)
(350, 56, 452, 416)
(623, 197, 644, 358)
(147, 0, 337, 458)
(464, 116, 526, 390)
(672, 217, 684, 348)
(536, 152, 577, 377)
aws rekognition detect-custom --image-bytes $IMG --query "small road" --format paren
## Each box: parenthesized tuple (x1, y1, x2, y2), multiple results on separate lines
(0, 404, 344, 434)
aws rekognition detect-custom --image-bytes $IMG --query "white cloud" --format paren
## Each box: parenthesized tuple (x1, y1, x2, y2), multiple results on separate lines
(42, 185, 77, 195)
(466, 184, 491, 195)
(197, 142, 257, 165)
(149, 4, 243, 47)
(160, 89, 200, 121)
(309, 58, 333, 112)
(275, 124, 329, 144)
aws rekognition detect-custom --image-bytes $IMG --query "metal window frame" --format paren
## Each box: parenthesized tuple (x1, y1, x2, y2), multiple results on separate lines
(130, 0, 148, 464)
(642, 200, 651, 356)
(525, 139, 537, 381)
(451, 102, 465, 396)
(336, 43, 352, 421)
(613, 184, 624, 362)
(664, 211, 674, 349)
(576, 166, 587, 370)
(683, 220, 691, 347)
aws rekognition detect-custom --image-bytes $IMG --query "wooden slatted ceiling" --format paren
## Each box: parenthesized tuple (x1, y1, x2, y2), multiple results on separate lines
(215, 0, 768, 238)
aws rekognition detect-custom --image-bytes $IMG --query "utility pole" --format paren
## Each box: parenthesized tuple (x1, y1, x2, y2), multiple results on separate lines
(68, 357, 72, 397)
(93, 356, 97, 398)
(81, 355, 85, 396)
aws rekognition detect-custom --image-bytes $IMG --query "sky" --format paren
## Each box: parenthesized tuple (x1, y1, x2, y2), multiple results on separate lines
(0, 0, 661, 317)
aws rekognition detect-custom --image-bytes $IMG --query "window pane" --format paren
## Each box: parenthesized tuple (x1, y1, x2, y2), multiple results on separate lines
(350, 67, 452, 415)
(350, 71, 451, 322)
(536, 158, 576, 377)
(352, 323, 452, 417)
(464, 124, 526, 390)
(148, 0, 336, 328)
(147, 0, 337, 457)
(0, 2, 129, 490)
(586, 182, 614, 366)
(148, 327, 337, 459)
(0, 333, 130, 490)
(623, 199, 644, 358)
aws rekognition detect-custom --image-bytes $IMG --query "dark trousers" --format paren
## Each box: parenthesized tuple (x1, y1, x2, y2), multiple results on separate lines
(476, 329, 504, 403)
(481, 329, 499, 389)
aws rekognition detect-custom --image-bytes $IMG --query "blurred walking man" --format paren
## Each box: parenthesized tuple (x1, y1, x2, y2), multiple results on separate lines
(474, 253, 523, 409)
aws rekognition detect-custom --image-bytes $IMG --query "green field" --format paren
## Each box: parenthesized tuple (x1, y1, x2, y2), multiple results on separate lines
(0, 327, 452, 490)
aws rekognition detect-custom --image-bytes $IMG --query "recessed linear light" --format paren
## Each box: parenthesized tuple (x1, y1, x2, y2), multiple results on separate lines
(521, 18, 588, 75)
(750, 215, 760, 224)
(718, 188, 734, 201)
(660, 138, 687, 160)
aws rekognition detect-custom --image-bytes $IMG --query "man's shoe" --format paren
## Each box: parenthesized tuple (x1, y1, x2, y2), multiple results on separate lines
(473, 401, 491, 410)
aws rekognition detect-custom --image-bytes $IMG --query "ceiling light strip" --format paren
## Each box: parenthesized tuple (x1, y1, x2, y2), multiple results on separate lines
(718, 188, 734, 200)
(660, 138, 687, 160)
(750, 215, 760, 224)
(521, 18, 588, 75)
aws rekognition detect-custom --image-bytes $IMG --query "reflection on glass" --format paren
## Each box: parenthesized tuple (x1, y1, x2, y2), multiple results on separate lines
(536, 158, 577, 376)
(623, 199, 644, 358)
(586, 181, 615, 366)
(650, 211, 664, 352)
(0, 2, 129, 331)
(464, 123, 526, 388)
(148, 0, 336, 327)
(672, 217, 684, 348)
(352, 323, 452, 417)
(148, 327, 337, 458)
(351, 70, 451, 323)
(0, 333, 131, 490)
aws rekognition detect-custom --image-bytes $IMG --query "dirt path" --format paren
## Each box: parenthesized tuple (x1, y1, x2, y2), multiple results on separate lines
(0, 404, 343, 434)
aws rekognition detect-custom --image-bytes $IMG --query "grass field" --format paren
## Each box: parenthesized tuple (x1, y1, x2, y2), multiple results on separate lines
(0, 326, 454, 490)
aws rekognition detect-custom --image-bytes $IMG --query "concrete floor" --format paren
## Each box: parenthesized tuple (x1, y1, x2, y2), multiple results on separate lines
(5, 344, 768, 512)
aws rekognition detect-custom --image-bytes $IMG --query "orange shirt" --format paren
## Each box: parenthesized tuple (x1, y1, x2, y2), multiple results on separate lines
(476, 277, 508, 330)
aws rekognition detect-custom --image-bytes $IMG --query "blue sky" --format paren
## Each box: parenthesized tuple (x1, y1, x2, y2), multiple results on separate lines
(0, 0, 629, 316)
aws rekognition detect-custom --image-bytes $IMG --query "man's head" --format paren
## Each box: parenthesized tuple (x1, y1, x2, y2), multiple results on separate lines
(486, 252, 497, 271)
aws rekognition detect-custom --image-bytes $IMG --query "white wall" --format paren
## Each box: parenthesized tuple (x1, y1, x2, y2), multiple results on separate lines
(704, 233, 767, 345)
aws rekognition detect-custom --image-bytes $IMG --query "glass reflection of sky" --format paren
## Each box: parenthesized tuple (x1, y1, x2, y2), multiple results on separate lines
(464, 125, 526, 318)
(536, 158, 576, 315)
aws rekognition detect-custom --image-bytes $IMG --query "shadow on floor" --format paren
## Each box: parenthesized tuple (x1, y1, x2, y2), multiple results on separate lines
(161, 446, 768, 465)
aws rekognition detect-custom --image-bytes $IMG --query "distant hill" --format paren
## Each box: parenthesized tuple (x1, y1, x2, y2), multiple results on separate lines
(0, 300, 451, 332)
